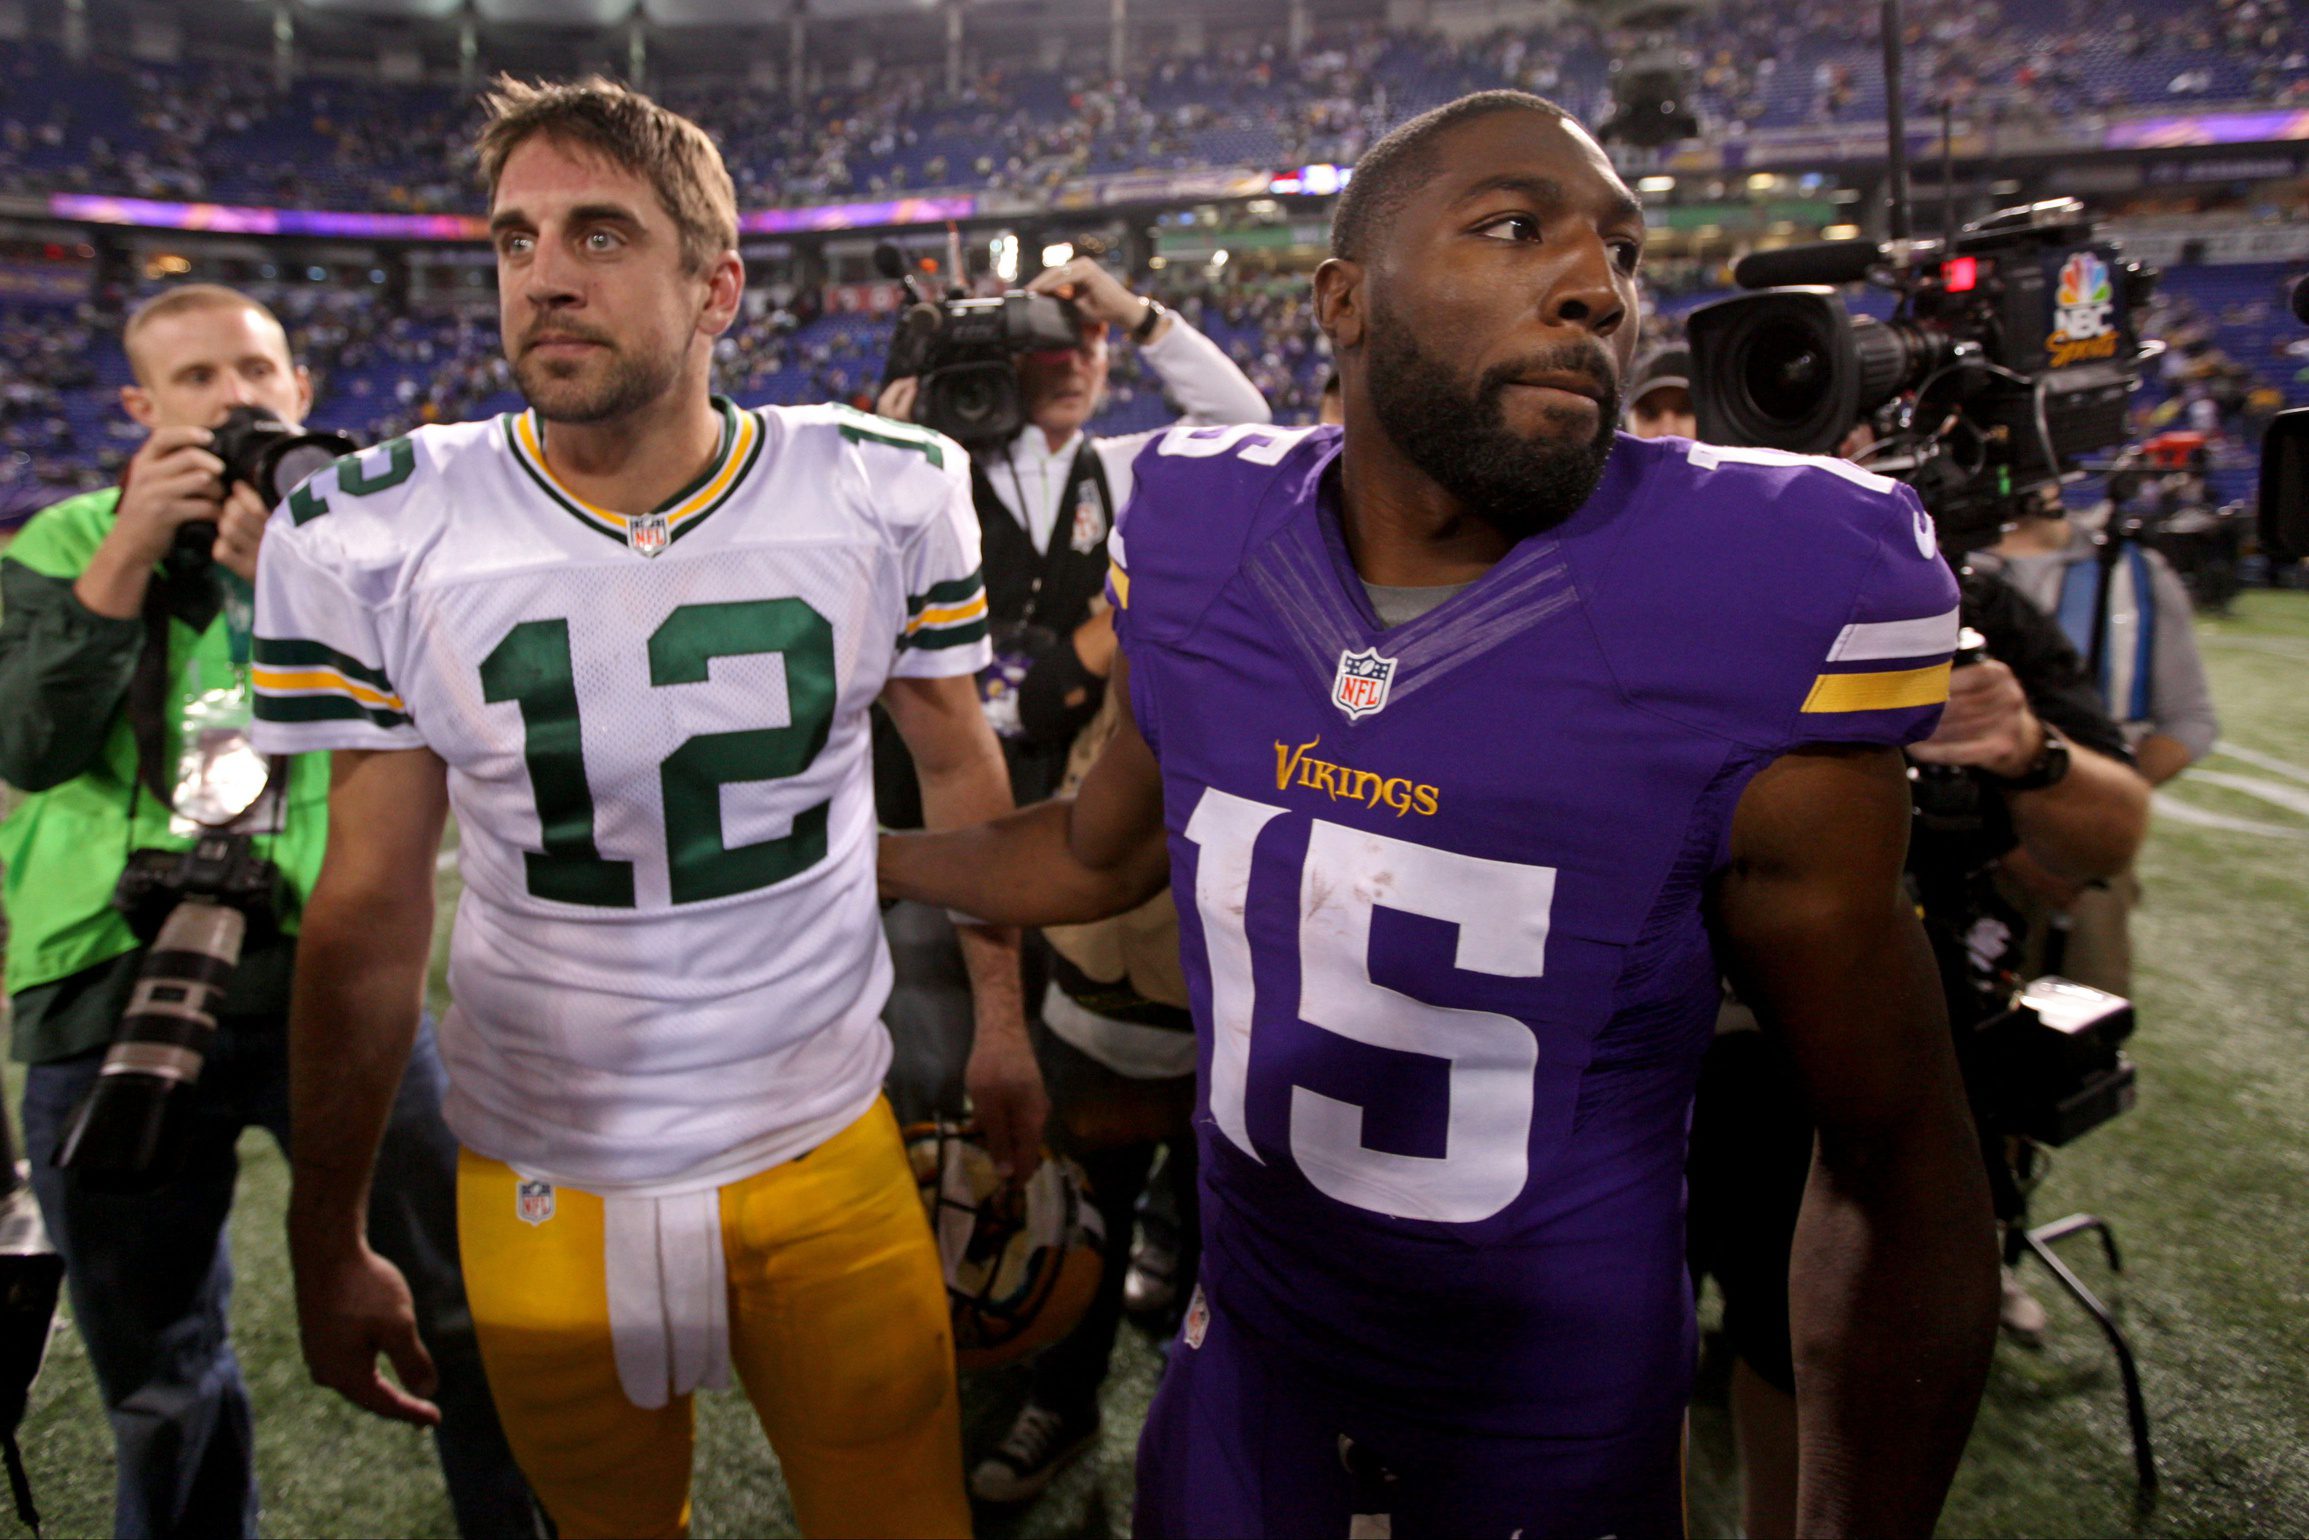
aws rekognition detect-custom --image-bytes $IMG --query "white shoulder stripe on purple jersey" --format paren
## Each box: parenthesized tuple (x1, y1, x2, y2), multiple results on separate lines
(1825, 605, 1961, 663)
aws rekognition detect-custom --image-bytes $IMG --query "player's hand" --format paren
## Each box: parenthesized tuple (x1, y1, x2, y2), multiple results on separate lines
(1906, 657, 2046, 780)
(111, 426, 228, 565)
(1027, 257, 1148, 333)
(292, 1241, 442, 1428)
(876, 376, 920, 423)
(967, 1021, 1049, 1183)
(1070, 609, 1118, 681)
(211, 479, 271, 583)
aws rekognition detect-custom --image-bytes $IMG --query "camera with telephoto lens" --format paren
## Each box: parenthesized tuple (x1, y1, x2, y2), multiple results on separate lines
(50, 834, 280, 1192)
(1688, 198, 2157, 551)
(168, 405, 358, 569)
(875, 243, 1087, 446)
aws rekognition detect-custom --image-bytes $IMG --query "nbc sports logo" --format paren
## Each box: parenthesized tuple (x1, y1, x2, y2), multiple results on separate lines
(2047, 252, 2119, 368)
(1333, 646, 1398, 721)
(2057, 252, 2111, 311)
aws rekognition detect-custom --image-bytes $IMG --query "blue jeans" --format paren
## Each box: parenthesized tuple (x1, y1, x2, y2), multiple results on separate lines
(21, 1013, 535, 1539)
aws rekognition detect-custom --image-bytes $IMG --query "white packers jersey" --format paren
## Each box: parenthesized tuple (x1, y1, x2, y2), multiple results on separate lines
(251, 398, 990, 1193)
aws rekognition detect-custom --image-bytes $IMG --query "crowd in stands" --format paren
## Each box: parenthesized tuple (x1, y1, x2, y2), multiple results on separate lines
(1, 0, 2302, 213)
(6, 252, 2301, 529)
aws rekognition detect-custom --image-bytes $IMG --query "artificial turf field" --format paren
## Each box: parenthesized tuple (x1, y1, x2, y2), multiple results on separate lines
(5, 588, 2305, 1539)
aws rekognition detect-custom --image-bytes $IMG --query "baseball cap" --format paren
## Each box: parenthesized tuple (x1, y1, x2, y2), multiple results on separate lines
(1627, 346, 1691, 409)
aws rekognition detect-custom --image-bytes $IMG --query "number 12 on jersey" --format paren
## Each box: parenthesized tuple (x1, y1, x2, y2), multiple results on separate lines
(1184, 787, 1558, 1226)
(478, 598, 837, 909)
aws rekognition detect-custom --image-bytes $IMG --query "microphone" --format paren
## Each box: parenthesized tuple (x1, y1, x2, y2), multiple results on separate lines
(874, 241, 926, 307)
(1733, 239, 1886, 290)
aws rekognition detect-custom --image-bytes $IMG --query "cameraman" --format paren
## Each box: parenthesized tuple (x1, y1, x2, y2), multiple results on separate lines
(869, 261, 1266, 1076)
(1988, 486, 2216, 994)
(0, 285, 526, 1539)
(1690, 500, 2150, 1540)
(877, 255, 1271, 803)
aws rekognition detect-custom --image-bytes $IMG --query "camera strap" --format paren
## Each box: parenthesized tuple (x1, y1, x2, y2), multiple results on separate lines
(125, 564, 284, 836)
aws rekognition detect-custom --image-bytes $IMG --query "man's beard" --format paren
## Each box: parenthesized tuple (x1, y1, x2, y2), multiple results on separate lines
(1363, 305, 1623, 544)
(513, 329, 684, 426)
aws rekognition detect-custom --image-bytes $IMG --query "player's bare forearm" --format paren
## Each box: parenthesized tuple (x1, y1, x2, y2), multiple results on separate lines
(2005, 740, 2149, 881)
(881, 650, 1169, 924)
(287, 747, 449, 1263)
(880, 798, 1166, 926)
(1715, 744, 1998, 1537)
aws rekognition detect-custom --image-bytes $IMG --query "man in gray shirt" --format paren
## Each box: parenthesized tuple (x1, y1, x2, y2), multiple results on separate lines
(1989, 491, 2218, 993)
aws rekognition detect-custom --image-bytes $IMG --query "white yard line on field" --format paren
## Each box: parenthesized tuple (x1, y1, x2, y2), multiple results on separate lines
(2199, 634, 2309, 663)
(2176, 769, 2309, 821)
(2210, 741, 2309, 787)
(2152, 789, 2309, 840)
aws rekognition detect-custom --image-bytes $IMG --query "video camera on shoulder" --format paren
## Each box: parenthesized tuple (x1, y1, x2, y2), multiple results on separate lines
(875, 243, 1085, 446)
(50, 834, 281, 1192)
(1689, 198, 2157, 552)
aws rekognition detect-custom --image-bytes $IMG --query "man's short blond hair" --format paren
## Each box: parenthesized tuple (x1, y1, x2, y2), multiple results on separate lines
(122, 284, 288, 383)
(476, 75, 739, 276)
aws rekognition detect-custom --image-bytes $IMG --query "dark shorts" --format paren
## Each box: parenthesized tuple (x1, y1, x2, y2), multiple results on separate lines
(1134, 1281, 1687, 1540)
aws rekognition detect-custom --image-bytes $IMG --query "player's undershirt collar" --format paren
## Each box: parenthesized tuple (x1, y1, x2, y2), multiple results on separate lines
(505, 395, 765, 551)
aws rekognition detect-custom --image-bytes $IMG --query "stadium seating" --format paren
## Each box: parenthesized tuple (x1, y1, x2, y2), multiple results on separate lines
(1, 0, 2301, 212)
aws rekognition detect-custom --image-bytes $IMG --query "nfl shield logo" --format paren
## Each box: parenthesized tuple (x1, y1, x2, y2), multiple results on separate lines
(1183, 1284, 1210, 1350)
(515, 1179, 555, 1226)
(1069, 490, 1107, 554)
(628, 512, 670, 557)
(1332, 647, 1397, 721)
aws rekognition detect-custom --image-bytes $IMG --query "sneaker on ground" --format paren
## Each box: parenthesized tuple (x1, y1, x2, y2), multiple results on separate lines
(969, 1401, 1101, 1505)
(2000, 1264, 2049, 1342)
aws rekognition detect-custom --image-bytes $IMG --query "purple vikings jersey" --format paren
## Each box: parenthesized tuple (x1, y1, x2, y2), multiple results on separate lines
(1110, 425, 1957, 1531)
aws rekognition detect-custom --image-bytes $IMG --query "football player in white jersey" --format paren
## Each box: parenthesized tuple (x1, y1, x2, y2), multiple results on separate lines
(252, 77, 1039, 1539)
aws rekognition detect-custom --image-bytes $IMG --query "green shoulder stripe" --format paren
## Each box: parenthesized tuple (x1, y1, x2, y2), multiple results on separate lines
(251, 636, 396, 691)
(253, 692, 411, 730)
(907, 573, 985, 613)
(900, 617, 990, 652)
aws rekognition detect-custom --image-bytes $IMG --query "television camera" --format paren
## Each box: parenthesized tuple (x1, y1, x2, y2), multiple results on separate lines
(874, 243, 1087, 446)
(1688, 199, 2159, 551)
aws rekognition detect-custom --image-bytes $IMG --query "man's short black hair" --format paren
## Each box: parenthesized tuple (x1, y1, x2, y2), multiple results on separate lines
(1329, 90, 1572, 262)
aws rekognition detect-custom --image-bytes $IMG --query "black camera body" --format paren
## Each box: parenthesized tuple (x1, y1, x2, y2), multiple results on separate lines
(208, 404, 357, 508)
(885, 291, 1086, 446)
(167, 405, 358, 570)
(113, 834, 280, 944)
(1689, 199, 2156, 549)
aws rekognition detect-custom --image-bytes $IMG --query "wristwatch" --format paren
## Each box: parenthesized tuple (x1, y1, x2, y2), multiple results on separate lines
(1985, 724, 2071, 792)
(1130, 297, 1168, 345)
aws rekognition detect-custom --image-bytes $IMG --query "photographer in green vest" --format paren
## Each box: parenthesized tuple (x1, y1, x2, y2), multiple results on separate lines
(0, 284, 527, 1539)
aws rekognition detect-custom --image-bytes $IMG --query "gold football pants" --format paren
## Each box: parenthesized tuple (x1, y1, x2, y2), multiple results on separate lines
(457, 1097, 968, 1539)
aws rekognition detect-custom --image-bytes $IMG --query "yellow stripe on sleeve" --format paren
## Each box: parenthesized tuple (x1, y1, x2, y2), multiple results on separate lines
(1800, 662, 1951, 714)
(1107, 561, 1130, 610)
(903, 594, 989, 634)
(251, 667, 407, 711)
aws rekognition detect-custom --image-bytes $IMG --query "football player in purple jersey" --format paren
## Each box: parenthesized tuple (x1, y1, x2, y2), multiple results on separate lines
(881, 91, 1999, 1538)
